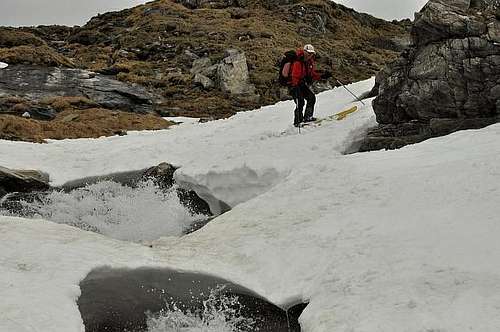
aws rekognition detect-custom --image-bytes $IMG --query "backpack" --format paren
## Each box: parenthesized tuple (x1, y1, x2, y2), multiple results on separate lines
(278, 50, 298, 86)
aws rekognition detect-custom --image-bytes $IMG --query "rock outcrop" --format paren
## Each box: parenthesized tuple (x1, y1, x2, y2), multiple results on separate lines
(0, 166, 49, 197)
(362, 0, 500, 151)
(0, 65, 154, 114)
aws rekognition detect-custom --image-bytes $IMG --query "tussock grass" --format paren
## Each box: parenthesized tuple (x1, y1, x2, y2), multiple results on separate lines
(0, 109, 172, 143)
(0, 45, 74, 67)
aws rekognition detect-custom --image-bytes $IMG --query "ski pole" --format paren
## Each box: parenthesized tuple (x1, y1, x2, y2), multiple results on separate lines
(333, 77, 366, 106)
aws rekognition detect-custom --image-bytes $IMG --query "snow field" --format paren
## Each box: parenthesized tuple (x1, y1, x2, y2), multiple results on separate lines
(1, 78, 500, 331)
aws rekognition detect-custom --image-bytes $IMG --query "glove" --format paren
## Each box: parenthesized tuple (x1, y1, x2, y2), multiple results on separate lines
(321, 71, 332, 80)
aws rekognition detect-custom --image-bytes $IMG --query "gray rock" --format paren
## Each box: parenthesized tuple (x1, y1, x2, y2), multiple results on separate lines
(194, 73, 215, 89)
(376, 36, 412, 52)
(412, 0, 486, 46)
(190, 57, 218, 78)
(289, 4, 329, 36)
(487, 21, 500, 42)
(0, 166, 50, 194)
(0, 65, 154, 113)
(364, 0, 500, 151)
(216, 49, 259, 103)
(434, 0, 471, 10)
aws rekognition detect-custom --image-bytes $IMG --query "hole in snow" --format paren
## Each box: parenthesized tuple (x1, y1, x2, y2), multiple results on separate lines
(0, 163, 290, 242)
(0, 164, 215, 243)
(78, 267, 306, 332)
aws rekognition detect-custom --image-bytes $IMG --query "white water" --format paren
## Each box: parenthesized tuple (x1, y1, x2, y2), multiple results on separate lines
(147, 287, 256, 332)
(14, 180, 205, 242)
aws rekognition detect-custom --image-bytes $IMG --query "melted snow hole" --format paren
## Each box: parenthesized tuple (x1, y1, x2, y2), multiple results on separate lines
(2, 180, 208, 243)
(78, 267, 305, 332)
(0, 164, 288, 243)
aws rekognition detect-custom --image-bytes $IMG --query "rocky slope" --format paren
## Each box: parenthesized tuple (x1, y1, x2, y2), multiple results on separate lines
(361, 0, 500, 151)
(0, 0, 409, 142)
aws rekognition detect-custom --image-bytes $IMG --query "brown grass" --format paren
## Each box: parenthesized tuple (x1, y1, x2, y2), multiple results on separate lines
(0, 28, 46, 47)
(1, 96, 27, 104)
(0, 45, 74, 67)
(0, 109, 173, 143)
(68, 45, 114, 71)
(9, 103, 31, 113)
(40, 96, 98, 112)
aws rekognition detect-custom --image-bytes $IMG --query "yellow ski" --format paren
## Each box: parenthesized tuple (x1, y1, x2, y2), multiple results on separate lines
(309, 106, 359, 126)
(333, 105, 358, 120)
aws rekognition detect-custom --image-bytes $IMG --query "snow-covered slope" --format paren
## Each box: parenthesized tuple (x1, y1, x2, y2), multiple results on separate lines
(1, 78, 500, 332)
(0, 79, 375, 211)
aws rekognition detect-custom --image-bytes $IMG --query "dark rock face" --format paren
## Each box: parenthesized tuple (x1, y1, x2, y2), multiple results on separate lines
(363, 0, 500, 151)
(0, 166, 49, 195)
(0, 65, 154, 113)
(78, 267, 305, 332)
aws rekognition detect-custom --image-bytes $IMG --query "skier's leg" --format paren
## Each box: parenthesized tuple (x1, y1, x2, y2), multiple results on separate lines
(291, 87, 305, 126)
(303, 85, 316, 120)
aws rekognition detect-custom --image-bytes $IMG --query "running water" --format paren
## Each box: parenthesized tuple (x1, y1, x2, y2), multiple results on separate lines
(10, 180, 207, 242)
(147, 287, 256, 332)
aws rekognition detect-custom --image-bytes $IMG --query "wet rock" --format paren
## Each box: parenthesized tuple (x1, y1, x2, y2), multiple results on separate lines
(143, 163, 212, 216)
(0, 166, 50, 194)
(0, 65, 154, 114)
(142, 163, 177, 188)
(78, 267, 303, 332)
(364, 0, 500, 151)
(59, 163, 213, 217)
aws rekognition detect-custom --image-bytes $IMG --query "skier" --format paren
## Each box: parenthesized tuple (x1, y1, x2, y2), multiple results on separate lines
(288, 44, 331, 127)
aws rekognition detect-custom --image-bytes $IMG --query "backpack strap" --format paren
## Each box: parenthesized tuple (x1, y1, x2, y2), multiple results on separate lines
(287, 61, 294, 84)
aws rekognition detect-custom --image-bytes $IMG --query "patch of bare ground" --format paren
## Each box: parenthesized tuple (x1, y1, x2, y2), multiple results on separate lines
(0, 108, 172, 143)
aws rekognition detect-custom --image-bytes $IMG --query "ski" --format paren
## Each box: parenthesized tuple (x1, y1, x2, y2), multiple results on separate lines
(300, 106, 359, 128)
(333, 105, 358, 120)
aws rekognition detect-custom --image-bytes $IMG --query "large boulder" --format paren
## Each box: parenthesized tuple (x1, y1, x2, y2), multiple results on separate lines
(0, 65, 154, 114)
(78, 267, 300, 332)
(216, 49, 260, 103)
(0, 166, 50, 196)
(362, 0, 500, 151)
